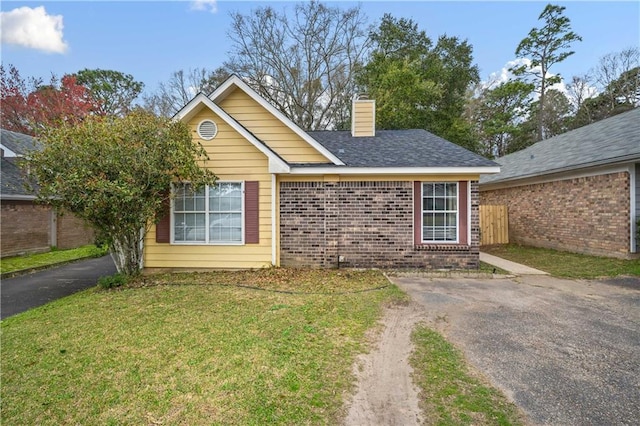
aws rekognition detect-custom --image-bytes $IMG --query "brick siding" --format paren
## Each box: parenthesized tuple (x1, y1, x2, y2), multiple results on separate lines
(56, 211, 95, 250)
(1, 201, 95, 258)
(1, 200, 51, 257)
(480, 172, 631, 258)
(279, 180, 479, 269)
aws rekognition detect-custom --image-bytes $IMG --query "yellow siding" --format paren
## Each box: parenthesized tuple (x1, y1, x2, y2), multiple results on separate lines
(218, 88, 330, 163)
(352, 100, 375, 137)
(144, 108, 273, 270)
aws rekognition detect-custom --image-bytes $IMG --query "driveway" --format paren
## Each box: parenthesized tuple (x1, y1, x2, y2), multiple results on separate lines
(1, 255, 116, 320)
(391, 274, 640, 425)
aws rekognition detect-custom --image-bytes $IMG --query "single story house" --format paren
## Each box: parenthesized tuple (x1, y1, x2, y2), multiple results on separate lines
(1, 129, 95, 257)
(144, 76, 499, 271)
(480, 108, 640, 259)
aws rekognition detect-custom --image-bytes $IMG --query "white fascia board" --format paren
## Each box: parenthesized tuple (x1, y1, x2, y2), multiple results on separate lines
(175, 94, 290, 174)
(288, 166, 501, 175)
(0, 144, 18, 157)
(1, 194, 37, 201)
(210, 75, 345, 166)
(480, 163, 631, 191)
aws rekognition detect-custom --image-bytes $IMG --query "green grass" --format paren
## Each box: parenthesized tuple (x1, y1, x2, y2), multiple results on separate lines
(411, 326, 524, 426)
(1, 269, 406, 425)
(483, 244, 640, 279)
(1, 244, 108, 274)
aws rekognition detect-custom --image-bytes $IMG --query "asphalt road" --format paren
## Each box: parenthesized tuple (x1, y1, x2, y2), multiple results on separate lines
(392, 274, 640, 426)
(1, 255, 116, 320)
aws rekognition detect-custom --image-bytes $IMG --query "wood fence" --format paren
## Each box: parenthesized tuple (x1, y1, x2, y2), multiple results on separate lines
(479, 205, 509, 245)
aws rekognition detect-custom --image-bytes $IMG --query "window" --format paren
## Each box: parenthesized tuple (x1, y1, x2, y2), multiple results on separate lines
(422, 182, 458, 243)
(173, 182, 243, 244)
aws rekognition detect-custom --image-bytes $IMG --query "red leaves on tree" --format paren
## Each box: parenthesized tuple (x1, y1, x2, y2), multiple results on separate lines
(1, 64, 101, 136)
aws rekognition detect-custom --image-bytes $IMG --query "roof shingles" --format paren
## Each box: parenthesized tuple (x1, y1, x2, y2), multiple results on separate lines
(480, 108, 640, 185)
(307, 129, 497, 168)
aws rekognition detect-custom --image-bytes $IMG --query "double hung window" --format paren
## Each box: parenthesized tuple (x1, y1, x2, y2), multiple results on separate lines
(173, 182, 243, 244)
(422, 182, 458, 243)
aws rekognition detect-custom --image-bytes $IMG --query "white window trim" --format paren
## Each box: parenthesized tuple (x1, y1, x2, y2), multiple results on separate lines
(421, 182, 459, 244)
(170, 181, 245, 245)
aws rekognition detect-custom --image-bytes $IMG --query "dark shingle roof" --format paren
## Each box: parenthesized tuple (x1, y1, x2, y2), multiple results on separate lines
(0, 129, 41, 156)
(307, 129, 498, 168)
(1, 157, 35, 197)
(480, 108, 640, 185)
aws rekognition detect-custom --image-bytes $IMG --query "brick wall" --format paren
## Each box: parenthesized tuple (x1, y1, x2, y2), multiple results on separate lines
(1, 200, 52, 257)
(280, 180, 479, 269)
(1, 200, 95, 258)
(56, 210, 95, 250)
(480, 172, 631, 258)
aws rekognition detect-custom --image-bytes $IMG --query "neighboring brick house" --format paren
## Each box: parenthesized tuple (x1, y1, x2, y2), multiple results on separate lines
(480, 108, 640, 259)
(145, 76, 499, 271)
(1, 129, 95, 258)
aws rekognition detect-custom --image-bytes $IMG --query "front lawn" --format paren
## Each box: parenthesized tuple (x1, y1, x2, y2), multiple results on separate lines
(1, 244, 108, 274)
(1, 269, 405, 425)
(482, 244, 640, 279)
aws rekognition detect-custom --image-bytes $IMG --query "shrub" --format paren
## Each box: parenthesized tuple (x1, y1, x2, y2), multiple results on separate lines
(98, 273, 128, 289)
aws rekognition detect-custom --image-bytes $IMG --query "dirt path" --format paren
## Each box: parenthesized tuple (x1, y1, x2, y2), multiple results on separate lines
(343, 303, 425, 426)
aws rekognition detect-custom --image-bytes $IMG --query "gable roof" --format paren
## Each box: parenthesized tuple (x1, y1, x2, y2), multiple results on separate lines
(308, 129, 498, 168)
(481, 108, 640, 186)
(1, 129, 41, 157)
(175, 93, 290, 173)
(209, 75, 344, 166)
(1, 157, 36, 199)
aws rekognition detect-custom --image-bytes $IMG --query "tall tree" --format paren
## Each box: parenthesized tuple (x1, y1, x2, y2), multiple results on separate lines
(225, 1, 369, 130)
(0, 64, 98, 135)
(510, 4, 582, 141)
(143, 67, 230, 117)
(27, 112, 217, 275)
(357, 14, 480, 150)
(74, 69, 144, 116)
(468, 80, 534, 158)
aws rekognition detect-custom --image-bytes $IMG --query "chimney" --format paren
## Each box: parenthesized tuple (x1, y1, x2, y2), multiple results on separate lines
(351, 94, 375, 137)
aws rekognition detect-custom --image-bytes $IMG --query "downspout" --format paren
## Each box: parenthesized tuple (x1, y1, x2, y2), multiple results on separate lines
(271, 173, 277, 266)
(630, 165, 637, 253)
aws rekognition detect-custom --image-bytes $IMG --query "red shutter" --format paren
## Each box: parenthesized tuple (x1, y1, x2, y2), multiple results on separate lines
(458, 181, 468, 245)
(413, 181, 422, 245)
(245, 181, 259, 244)
(156, 190, 171, 243)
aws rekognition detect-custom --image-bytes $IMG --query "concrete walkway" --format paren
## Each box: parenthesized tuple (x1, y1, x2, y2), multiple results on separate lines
(480, 252, 549, 275)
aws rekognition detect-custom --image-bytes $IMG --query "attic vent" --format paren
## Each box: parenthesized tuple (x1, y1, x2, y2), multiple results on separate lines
(197, 120, 218, 140)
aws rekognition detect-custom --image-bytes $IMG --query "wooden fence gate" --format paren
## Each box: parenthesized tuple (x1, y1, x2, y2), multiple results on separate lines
(479, 205, 509, 245)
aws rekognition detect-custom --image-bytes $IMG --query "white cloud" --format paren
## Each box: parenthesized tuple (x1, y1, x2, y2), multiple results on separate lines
(485, 58, 531, 88)
(190, 0, 217, 14)
(0, 6, 68, 54)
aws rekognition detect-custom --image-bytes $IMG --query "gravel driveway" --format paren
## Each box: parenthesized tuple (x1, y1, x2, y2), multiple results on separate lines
(391, 274, 640, 425)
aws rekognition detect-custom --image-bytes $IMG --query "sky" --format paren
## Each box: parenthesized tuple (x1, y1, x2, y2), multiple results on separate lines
(1, 0, 639, 99)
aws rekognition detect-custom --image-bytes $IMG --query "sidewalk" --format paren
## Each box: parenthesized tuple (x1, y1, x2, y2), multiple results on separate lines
(480, 252, 549, 275)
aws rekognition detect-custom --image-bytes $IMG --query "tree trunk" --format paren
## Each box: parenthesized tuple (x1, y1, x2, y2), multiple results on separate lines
(110, 231, 144, 276)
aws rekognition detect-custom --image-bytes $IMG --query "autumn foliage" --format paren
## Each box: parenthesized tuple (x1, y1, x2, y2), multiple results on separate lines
(1, 64, 99, 135)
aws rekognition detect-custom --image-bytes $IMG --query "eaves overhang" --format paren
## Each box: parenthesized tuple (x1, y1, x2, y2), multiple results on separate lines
(287, 166, 501, 175)
(480, 154, 640, 190)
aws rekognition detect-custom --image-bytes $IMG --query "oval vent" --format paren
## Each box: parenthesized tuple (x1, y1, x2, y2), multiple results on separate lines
(197, 120, 218, 140)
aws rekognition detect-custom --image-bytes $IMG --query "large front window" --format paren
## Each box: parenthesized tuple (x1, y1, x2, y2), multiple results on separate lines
(422, 182, 458, 242)
(173, 182, 243, 244)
